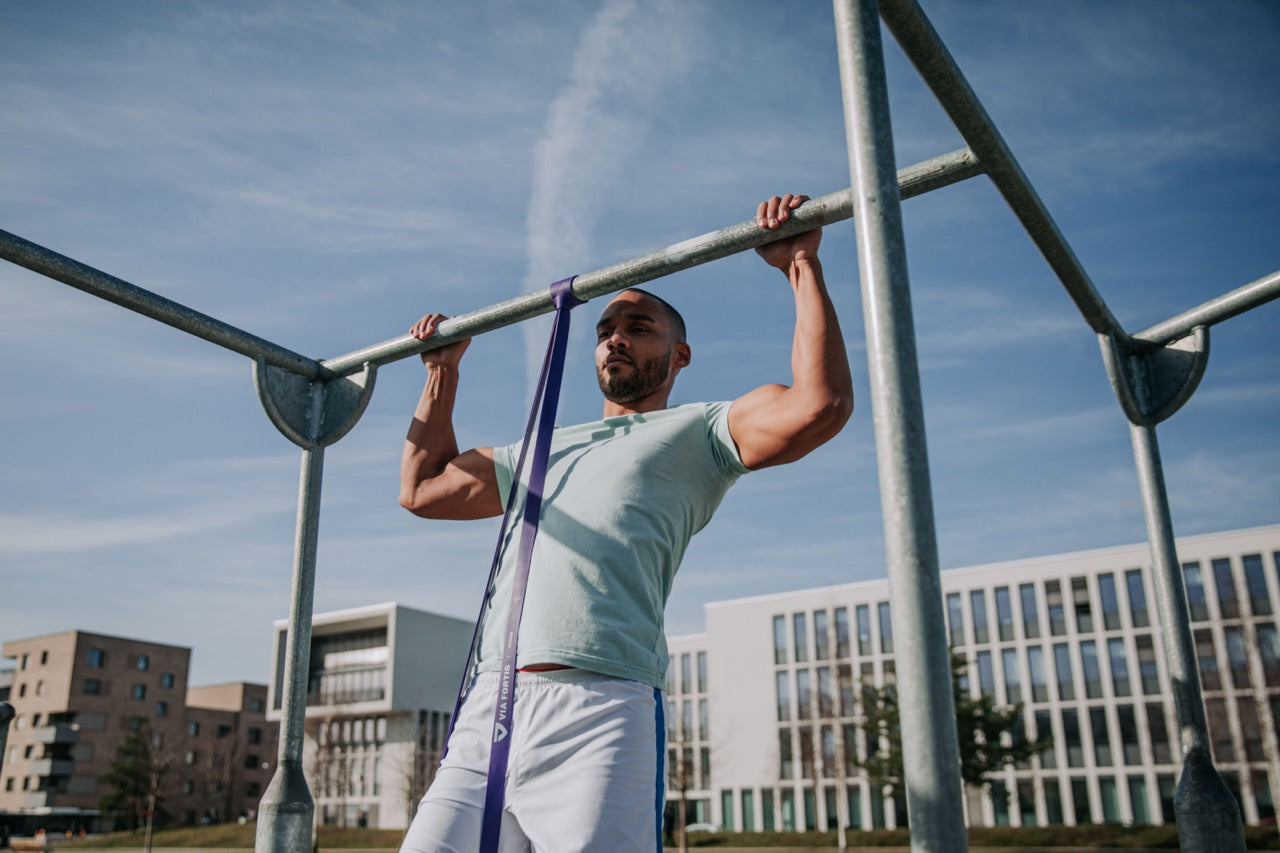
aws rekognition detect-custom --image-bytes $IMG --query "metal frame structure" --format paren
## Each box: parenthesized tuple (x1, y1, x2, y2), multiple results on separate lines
(1, 0, 1276, 850)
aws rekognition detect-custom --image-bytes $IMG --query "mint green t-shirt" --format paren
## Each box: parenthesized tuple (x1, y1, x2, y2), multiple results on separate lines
(481, 401, 749, 688)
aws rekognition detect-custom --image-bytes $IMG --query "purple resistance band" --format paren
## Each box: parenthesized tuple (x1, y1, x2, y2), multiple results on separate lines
(436, 277, 584, 853)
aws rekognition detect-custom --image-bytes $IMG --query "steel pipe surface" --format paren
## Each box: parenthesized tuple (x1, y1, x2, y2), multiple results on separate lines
(877, 0, 1123, 339)
(256, 445, 324, 853)
(321, 149, 981, 377)
(1129, 422, 1245, 851)
(0, 228, 326, 381)
(1135, 268, 1280, 348)
(834, 0, 966, 848)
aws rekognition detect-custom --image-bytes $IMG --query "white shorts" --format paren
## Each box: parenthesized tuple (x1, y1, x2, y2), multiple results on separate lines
(400, 669, 666, 853)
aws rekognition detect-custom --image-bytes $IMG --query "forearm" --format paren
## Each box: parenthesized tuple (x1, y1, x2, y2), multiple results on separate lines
(400, 365, 464, 509)
(786, 257, 854, 422)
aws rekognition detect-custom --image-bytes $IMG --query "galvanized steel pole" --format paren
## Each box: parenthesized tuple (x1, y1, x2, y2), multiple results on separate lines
(256, 445, 325, 853)
(1129, 423, 1245, 851)
(1135, 268, 1280, 349)
(833, 0, 966, 848)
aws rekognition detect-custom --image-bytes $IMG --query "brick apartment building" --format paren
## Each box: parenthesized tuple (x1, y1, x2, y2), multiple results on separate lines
(0, 630, 277, 832)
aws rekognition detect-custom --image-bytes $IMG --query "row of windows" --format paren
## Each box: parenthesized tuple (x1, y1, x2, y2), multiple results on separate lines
(1185, 554, 1280, 622)
(81, 672, 177, 695)
(773, 693, 1280, 786)
(773, 633, 1168, 724)
(666, 651, 708, 696)
(769, 553, 1280, 664)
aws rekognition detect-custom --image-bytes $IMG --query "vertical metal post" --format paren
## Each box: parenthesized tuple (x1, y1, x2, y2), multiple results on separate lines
(1129, 423, 1245, 851)
(832, 0, 966, 848)
(256, 445, 325, 853)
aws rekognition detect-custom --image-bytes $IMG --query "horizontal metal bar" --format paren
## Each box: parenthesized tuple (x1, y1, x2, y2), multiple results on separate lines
(1134, 268, 1280, 349)
(322, 148, 983, 376)
(0, 228, 329, 381)
(878, 0, 1124, 340)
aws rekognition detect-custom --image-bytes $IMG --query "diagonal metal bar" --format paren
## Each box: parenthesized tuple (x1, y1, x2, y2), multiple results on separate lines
(321, 148, 983, 377)
(1134, 268, 1280, 349)
(0, 227, 330, 381)
(877, 0, 1125, 340)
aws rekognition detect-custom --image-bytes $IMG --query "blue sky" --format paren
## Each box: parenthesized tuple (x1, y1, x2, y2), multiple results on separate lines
(2, 1, 1277, 687)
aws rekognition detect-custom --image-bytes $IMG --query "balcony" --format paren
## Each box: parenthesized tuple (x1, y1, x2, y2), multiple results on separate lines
(29, 757, 75, 776)
(307, 664, 387, 708)
(32, 724, 79, 744)
(23, 792, 51, 808)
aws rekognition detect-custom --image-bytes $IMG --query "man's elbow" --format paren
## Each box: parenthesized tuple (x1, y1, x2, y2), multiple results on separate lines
(399, 484, 435, 518)
(813, 390, 854, 440)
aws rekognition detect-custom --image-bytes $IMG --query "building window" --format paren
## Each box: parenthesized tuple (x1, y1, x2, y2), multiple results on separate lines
(1053, 643, 1074, 701)
(1129, 776, 1151, 824)
(834, 607, 850, 659)
(245, 754, 260, 770)
(155, 701, 168, 717)
(680, 653, 691, 693)
(135, 654, 150, 671)
(1224, 627, 1250, 687)
(976, 651, 995, 699)
(1098, 573, 1121, 630)
(837, 664, 855, 716)
(1205, 698, 1233, 761)
(188, 721, 201, 736)
(1117, 705, 1140, 765)
(1107, 638, 1131, 697)
(772, 615, 787, 665)
(1034, 709, 1055, 769)
(1183, 562, 1209, 621)
(182, 779, 195, 795)
(1212, 558, 1239, 619)
(249, 697, 266, 714)
(813, 610, 830, 661)
(161, 672, 175, 689)
(1027, 646, 1048, 702)
(1019, 583, 1040, 639)
(185, 750, 197, 766)
(1001, 648, 1021, 705)
(1099, 777, 1120, 823)
(796, 670, 812, 718)
(1243, 554, 1272, 615)
(778, 729, 794, 779)
(946, 593, 964, 647)
(1071, 577, 1093, 633)
(83, 679, 102, 696)
(1195, 629, 1220, 690)
(1124, 569, 1149, 628)
(698, 698, 709, 740)
(775, 672, 791, 722)
(1045, 580, 1066, 636)
(86, 648, 105, 668)
(970, 590, 989, 644)
(877, 602, 893, 654)
(1135, 635, 1160, 694)
(697, 651, 708, 693)
(1147, 703, 1173, 764)
(1089, 707, 1112, 767)
(855, 605, 871, 656)
(1044, 778, 1064, 824)
(132, 684, 146, 701)
(817, 667, 834, 717)
(793, 613, 809, 663)
(1062, 709, 1083, 767)
(994, 587, 1014, 642)
(1080, 641, 1102, 699)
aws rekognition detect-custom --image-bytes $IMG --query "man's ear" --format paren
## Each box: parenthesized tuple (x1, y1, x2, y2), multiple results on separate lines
(673, 342, 692, 369)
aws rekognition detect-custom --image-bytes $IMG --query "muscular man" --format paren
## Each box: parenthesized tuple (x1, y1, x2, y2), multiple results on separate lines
(399, 194, 852, 852)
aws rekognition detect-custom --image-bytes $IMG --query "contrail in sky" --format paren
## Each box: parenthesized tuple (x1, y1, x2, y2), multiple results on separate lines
(521, 0, 696, 402)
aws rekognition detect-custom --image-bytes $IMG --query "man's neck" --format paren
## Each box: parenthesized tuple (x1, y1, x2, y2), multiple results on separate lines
(601, 393, 670, 419)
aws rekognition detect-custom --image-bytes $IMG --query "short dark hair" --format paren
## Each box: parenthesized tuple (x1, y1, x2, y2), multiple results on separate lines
(622, 288, 687, 343)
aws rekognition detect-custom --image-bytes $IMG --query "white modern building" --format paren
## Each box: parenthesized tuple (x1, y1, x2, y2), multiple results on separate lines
(266, 602, 472, 830)
(665, 524, 1280, 833)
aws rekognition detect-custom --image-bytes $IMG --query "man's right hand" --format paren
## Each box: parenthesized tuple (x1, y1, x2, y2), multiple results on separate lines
(410, 312, 471, 369)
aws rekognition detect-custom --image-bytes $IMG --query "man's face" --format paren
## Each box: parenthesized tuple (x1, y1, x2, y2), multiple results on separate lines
(594, 291, 684, 405)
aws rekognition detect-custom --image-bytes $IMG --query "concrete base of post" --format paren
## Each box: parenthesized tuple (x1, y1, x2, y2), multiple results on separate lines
(1174, 749, 1245, 852)
(254, 759, 315, 853)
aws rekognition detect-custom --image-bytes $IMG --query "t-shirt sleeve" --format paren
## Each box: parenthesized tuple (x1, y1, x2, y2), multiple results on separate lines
(705, 401, 751, 476)
(492, 441, 517, 505)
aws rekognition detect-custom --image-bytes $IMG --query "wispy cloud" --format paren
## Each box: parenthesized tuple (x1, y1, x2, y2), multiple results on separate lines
(520, 0, 701, 395)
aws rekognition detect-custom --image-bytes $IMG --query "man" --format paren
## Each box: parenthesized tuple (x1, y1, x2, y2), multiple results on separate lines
(399, 194, 852, 852)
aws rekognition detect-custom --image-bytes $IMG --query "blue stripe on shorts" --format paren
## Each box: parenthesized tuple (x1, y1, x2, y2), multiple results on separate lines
(653, 687, 665, 852)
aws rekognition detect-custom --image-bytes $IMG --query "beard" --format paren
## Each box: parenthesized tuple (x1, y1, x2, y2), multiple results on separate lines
(596, 353, 671, 404)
